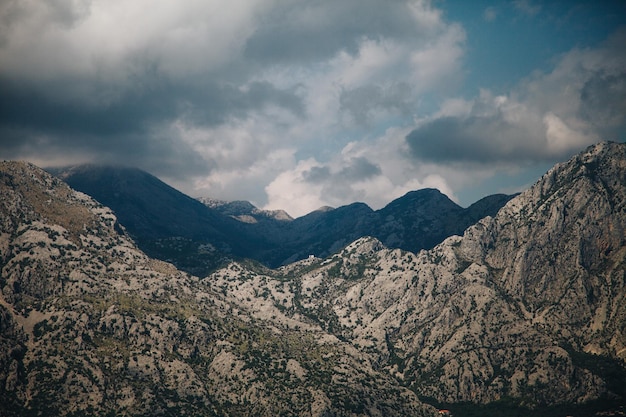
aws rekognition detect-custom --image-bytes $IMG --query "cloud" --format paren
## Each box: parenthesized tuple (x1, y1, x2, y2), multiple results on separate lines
(406, 28, 626, 165)
(579, 72, 626, 137)
(339, 83, 413, 127)
(264, 153, 387, 217)
(263, 131, 458, 217)
(3, 0, 622, 217)
(267, 155, 386, 214)
(243, 0, 444, 65)
(0, 76, 303, 178)
(0, 0, 465, 187)
(407, 114, 543, 164)
(303, 156, 382, 184)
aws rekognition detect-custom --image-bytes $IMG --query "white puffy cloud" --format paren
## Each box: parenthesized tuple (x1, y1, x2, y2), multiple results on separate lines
(263, 128, 457, 217)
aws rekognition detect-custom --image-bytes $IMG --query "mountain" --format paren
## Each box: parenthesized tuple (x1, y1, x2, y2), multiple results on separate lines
(0, 161, 435, 416)
(50, 164, 514, 270)
(2, 141, 626, 416)
(374, 188, 515, 253)
(48, 165, 268, 276)
(198, 142, 626, 414)
(198, 197, 293, 223)
(195, 189, 515, 267)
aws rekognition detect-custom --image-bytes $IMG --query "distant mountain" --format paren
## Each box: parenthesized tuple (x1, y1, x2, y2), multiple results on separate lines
(51, 165, 222, 240)
(0, 161, 433, 416)
(374, 188, 515, 253)
(197, 190, 516, 267)
(197, 197, 293, 223)
(50, 165, 514, 271)
(48, 165, 267, 276)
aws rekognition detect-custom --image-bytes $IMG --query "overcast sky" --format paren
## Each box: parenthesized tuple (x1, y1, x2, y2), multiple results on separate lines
(1, 0, 625, 217)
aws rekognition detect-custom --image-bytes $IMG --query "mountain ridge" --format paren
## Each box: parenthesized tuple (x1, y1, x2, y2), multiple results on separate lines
(1, 141, 625, 415)
(50, 164, 515, 271)
(200, 141, 626, 410)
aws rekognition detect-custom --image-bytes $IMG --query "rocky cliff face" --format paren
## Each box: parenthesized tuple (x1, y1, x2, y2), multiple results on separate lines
(462, 141, 626, 358)
(198, 197, 293, 223)
(201, 142, 626, 409)
(0, 162, 434, 417)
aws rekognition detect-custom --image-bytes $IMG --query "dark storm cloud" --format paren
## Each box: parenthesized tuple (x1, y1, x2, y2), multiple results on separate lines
(0, 73, 304, 132)
(0, 77, 167, 137)
(303, 166, 331, 183)
(339, 83, 412, 126)
(0, 72, 303, 176)
(405, 115, 540, 164)
(340, 157, 382, 180)
(580, 71, 626, 138)
(181, 81, 305, 126)
(303, 157, 381, 184)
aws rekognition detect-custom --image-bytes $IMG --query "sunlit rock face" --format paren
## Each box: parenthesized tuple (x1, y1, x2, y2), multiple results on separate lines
(205, 142, 626, 407)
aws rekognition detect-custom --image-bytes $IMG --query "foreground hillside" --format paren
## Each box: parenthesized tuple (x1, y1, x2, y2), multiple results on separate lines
(0, 162, 433, 416)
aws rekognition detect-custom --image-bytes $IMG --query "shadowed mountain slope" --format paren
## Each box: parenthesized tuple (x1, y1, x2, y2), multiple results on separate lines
(50, 165, 514, 271)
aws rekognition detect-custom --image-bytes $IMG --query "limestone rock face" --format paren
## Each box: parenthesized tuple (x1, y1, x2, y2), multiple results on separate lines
(462, 141, 626, 358)
(203, 142, 626, 407)
(345, 142, 626, 404)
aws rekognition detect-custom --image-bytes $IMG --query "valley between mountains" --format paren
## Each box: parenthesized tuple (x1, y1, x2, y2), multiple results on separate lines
(1, 142, 626, 416)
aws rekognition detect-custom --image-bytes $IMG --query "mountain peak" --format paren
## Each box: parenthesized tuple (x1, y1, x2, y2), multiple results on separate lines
(197, 197, 294, 222)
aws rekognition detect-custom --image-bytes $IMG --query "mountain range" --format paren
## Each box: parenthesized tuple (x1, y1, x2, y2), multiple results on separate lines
(49, 165, 515, 273)
(1, 141, 625, 416)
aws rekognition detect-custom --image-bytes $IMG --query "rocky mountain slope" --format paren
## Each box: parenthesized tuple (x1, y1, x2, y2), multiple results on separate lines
(0, 161, 435, 416)
(199, 142, 626, 411)
(5, 141, 625, 416)
(51, 164, 513, 271)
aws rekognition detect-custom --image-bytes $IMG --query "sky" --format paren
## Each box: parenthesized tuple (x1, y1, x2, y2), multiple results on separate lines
(1, 0, 625, 218)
